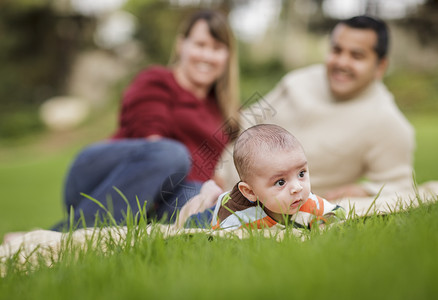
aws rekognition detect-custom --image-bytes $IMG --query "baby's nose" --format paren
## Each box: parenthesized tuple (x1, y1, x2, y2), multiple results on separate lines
(290, 182, 303, 194)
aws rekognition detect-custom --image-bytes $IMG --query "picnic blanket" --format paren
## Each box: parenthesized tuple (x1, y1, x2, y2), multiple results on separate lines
(1, 181, 437, 275)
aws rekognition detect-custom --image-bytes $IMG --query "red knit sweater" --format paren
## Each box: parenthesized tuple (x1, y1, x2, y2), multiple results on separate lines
(112, 66, 229, 181)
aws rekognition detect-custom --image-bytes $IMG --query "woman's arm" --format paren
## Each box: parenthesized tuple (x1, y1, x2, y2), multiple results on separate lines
(175, 180, 223, 228)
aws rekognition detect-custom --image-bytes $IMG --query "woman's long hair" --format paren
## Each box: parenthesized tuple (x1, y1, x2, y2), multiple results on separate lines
(169, 10, 240, 139)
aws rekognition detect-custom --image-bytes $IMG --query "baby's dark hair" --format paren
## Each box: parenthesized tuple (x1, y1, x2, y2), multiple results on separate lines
(233, 124, 303, 181)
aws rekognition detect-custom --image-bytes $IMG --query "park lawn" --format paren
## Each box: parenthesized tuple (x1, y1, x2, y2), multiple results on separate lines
(407, 113, 438, 183)
(0, 150, 71, 238)
(0, 201, 438, 300)
(0, 109, 116, 241)
(1, 112, 437, 240)
(0, 112, 437, 300)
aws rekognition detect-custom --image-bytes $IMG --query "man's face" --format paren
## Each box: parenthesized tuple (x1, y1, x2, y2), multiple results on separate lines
(325, 24, 387, 101)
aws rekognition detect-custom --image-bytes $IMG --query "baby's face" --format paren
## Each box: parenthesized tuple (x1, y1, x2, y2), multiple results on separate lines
(248, 148, 311, 220)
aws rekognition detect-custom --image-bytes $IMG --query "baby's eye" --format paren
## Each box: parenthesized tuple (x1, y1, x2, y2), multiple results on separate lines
(299, 170, 306, 178)
(275, 179, 286, 187)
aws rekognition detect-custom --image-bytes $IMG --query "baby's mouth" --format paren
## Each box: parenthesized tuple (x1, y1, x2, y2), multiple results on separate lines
(290, 199, 302, 208)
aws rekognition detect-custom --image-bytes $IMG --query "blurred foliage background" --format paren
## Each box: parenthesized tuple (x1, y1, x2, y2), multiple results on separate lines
(0, 0, 437, 142)
(0, 0, 437, 235)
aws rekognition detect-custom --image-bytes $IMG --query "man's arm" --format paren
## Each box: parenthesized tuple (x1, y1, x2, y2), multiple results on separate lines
(363, 112, 415, 195)
(325, 111, 415, 201)
(324, 184, 369, 201)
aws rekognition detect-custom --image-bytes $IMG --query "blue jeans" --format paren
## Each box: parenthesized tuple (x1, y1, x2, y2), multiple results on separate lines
(52, 138, 203, 230)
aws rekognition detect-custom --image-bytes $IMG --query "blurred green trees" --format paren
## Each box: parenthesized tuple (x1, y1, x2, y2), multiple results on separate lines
(0, 0, 437, 140)
(0, 0, 94, 138)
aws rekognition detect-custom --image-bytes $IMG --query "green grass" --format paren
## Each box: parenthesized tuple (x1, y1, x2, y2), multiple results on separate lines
(1, 203, 438, 300)
(0, 105, 437, 299)
(1, 112, 436, 241)
(0, 151, 70, 235)
(407, 113, 438, 183)
(0, 106, 117, 240)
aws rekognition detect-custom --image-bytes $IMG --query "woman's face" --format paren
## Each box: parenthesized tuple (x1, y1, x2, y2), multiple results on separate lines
(177, 19, 229, 93)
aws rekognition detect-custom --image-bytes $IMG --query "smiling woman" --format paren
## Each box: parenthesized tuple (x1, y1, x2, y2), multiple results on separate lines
(45, 9, 240, 231)
(173, 20, 229, 99)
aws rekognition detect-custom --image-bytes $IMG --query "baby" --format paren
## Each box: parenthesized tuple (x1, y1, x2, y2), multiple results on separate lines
(211, 124, 346, 230)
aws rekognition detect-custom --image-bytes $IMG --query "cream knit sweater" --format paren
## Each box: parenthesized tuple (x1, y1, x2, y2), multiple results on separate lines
(217, 64, 415, 196)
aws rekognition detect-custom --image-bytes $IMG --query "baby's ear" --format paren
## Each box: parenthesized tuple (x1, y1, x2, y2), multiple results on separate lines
(238, 182, 257, 203)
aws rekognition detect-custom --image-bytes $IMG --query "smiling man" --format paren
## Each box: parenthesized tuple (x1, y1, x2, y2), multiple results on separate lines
(326, 19, 388, 101)
(217, 15, 415, 202)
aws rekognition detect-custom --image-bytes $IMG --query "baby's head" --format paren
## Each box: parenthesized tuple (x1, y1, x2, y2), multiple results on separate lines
(233, 124, 311, 221)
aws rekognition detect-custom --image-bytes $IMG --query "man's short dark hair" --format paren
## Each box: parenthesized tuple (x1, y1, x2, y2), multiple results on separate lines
(339, 15, 389, 60)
